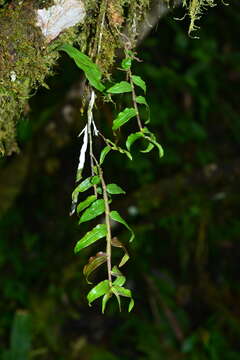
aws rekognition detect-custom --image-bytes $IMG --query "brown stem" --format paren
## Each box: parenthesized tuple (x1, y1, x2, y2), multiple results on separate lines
(97, 164, 112, 286)
(87, 90, 98, 197)
(129, 69, 143, 131)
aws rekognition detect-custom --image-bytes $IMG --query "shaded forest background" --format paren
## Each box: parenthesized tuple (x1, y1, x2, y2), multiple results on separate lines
(1, 1, 240, 359)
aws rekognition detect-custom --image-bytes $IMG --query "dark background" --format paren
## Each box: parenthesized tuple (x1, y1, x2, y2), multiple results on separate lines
(1, 2, 240, 359)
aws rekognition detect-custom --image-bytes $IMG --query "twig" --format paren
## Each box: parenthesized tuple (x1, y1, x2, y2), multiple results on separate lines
(129, 68, 143, 131)
(97, 163, 113, 285)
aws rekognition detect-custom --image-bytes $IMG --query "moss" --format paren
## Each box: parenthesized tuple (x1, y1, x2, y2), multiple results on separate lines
(0, 0, 150, 156)
(0, 2, 79, 155)
(79, 0, 149, 76)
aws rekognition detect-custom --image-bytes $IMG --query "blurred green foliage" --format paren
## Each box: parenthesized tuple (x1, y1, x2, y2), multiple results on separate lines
(1, 2, 240, 359)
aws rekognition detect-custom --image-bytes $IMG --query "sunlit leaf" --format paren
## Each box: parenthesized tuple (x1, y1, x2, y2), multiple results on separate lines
(87, 280, 110, 306)
(126, 132, 143, 151)
(110, 211, 135, 242)
(58, 44, 105, 92)
(107, 81, 132, 94)
(112, 108, 137, 131)
(100, 146, 111, 165)
(77, 195, 97, 214)
(79, 199, 105, 224)
(111, 237, 129, 267)
(83, 252, 107, 284)
(106, 184, 125, 195)
(132, 75, 146, 93)
(74, 224, 107, 253)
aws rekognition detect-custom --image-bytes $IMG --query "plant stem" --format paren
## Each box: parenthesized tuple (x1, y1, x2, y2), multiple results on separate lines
(129, 69, 143, 131)
(98, 165, 112, 286)
(87, 89, 97, 197)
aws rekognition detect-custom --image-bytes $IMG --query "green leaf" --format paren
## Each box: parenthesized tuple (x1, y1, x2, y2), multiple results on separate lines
(83, 252, 107, 284)
(58, 44, 105, 92)
(87, 280, 110, 306)
(110, 211, 135, 242)
(107, 81, 132, 94)
(148, 138, 164, 158)
(100, 146, 111, 165)
(121, 58, 132, 70)
(106, 184, 125, 195)
(77, 195, 97, 214)
(112, 108, 137, 131)
(91, 175, 100, 185)
(111, 237, 129, 267)
(126, 132, 143, 151)
(113, 285, 132, 297)
(72, 177, 92, 202)
(79, 199, 105, 224)
(128, 298, 135, 312)
(74, 224, 107, 253)
(141, 142, 154, 153)
(132, 75, 146, 93)
(102, 293, 112, 313)
(112, 287, 122, 311)
(112, 285, 134, 312)
(111, 266, 126, 286)
(136, 95, 148, 107)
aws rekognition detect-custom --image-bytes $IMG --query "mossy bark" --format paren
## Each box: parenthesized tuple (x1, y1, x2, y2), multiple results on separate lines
(0, 0, 149, 156)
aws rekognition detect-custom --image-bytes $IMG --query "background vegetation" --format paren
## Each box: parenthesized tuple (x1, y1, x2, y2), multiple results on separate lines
(1, 1, 240, 359)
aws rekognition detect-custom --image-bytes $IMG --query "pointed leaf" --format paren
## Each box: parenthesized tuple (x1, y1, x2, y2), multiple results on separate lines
(111, 237, 129, 267)
(112, 285, 134, 312)
(106, 184, 125, 195)
(102, 292, 112, 313)
(128, 298, 135, 312)
(58, 44, 105, 92)
(141, 142, 154, 153)
(136, 95, 148, 106)
(107, 81, 132, 94)
(77, 195, 97, 214)
(126, 132, 143, 151)
(132, 75, 146, 93)
(148, 138, 164, 158)
(72, 177, 91, 201)
(87, 280, 110, 306)
(79, 199, 105, 224)
(112, 287, 122, 311)
(112, 108, 137, 131)
(100, 146, 111, 165)
(111, 266, 126, 286)
(83, 252, 107, 284)
(113, 285, 132, 298)
(119, 253, 130, 268)
(74, 224, 107, 253)
(110, 211, 135, 242)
